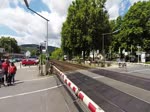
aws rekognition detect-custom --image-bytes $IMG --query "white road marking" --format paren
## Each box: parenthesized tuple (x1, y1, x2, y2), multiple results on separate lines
(121, 69, 150, 73)
(93, 76, 104, 79)
(0, 85, 63, 100)
(15, 76, 54, 83)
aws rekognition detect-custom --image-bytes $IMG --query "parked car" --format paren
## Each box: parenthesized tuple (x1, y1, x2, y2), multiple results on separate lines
(29, 57, 39, 64)
(21, 59, 38, 66)
(15, 58, 23, 62)
(9, 58, 17, 63)
(130, 56, 137, 62)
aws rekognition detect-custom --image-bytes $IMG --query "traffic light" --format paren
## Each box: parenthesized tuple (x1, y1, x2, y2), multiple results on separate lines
(39, 45, 42, 53)
(36, 45, 46, 55)
(36, 45, 42, 55)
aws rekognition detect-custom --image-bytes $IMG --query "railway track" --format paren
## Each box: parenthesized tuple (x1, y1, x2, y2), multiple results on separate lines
(51, 60, 90, 72)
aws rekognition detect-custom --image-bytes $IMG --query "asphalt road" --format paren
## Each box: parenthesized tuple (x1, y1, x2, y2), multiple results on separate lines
(66, 64, 150, 112)
(0, 65, 83, 112)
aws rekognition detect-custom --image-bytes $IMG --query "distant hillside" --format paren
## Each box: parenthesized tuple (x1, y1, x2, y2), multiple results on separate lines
(20, 44, 57, 53)
(20, 44, 39, 48)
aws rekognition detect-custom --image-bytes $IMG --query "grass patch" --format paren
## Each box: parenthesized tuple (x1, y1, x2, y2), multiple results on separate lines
(145, 61, 150, 64)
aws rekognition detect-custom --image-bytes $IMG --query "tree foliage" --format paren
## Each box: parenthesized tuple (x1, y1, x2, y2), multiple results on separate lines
(112, 1, 150, 53)
(61, 0, 111, 60)
(50, 48, 63, 60)
(0, 36, 20, 53)
(31, 50, 36, 56)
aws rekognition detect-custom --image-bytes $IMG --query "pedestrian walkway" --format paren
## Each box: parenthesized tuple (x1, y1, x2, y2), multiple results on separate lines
(0, 66, 83, 112)
(105, 63, 150, 79)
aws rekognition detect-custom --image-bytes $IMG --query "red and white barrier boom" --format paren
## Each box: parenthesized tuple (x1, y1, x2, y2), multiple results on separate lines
(53, 66, 105, 112)
(78, 91, 104, 112)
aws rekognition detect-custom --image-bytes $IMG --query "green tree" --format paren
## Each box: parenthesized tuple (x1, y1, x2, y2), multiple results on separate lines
(0, 36, 20, 53)
(112, 1, 150, 53)
(61, 0, 110, 60)
(50, 48, 63, 60)
(31, 50, 36, 56)
(110, 16, 123, 53)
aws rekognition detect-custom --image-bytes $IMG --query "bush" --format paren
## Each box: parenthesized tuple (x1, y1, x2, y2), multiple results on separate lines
(76, 57, 82, 64)
(50, 48, 63, 60)
(146, 61, 150, 64)
(101, 62, 105, 67)
(39, 54, 46, 65)
(107, 62, 111, 67)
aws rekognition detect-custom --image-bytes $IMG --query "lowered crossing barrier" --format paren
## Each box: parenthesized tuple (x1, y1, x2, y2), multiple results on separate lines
(53, 65, 105, 112)
(78, 91, 104, 112)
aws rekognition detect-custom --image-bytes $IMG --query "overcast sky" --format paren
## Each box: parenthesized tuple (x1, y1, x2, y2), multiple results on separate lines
(0, 0, 148, 47)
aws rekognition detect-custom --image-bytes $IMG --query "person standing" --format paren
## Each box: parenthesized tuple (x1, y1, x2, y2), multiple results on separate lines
(0, 58, 2, 66)
(8, 62, 17, 85)
(12, 62, 17, 84)
(0, 65, 5, 87)
(2, 59, 9, 83)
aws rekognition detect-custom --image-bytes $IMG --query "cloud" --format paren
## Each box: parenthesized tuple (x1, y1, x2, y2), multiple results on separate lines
(106, 4, 120, 20)
(0, 0, 69, 47)
(0, 0, 73, 47)
(106, 0, 149, 20)
(0, 0, 9, 9)
(0, 7, 46, 43)
(0, 0, 32, 8)
(42, 0, 73, 16)
(0, 0, 148, 48)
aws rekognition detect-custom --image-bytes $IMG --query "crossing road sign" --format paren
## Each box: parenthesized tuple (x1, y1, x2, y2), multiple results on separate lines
(25, 51, 31, 57)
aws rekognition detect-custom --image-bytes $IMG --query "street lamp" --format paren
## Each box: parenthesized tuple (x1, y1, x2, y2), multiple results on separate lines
(102, 29, 120, 61)
(24, 0, 49, 54)
(24, 0, 49, 75)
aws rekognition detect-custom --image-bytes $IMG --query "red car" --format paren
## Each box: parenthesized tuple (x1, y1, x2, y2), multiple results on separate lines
(21, 59, 38, 66)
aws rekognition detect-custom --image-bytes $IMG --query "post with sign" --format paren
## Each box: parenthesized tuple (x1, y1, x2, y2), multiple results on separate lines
(137, 46, 141, 63)
(40, 43, 47, 75)
(39, 44, 43, 76)
(141, 52, 146, 63)
(25, 51, 31, 57)
(24, 0, 49, 76)
(25, 51, 31, 68)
